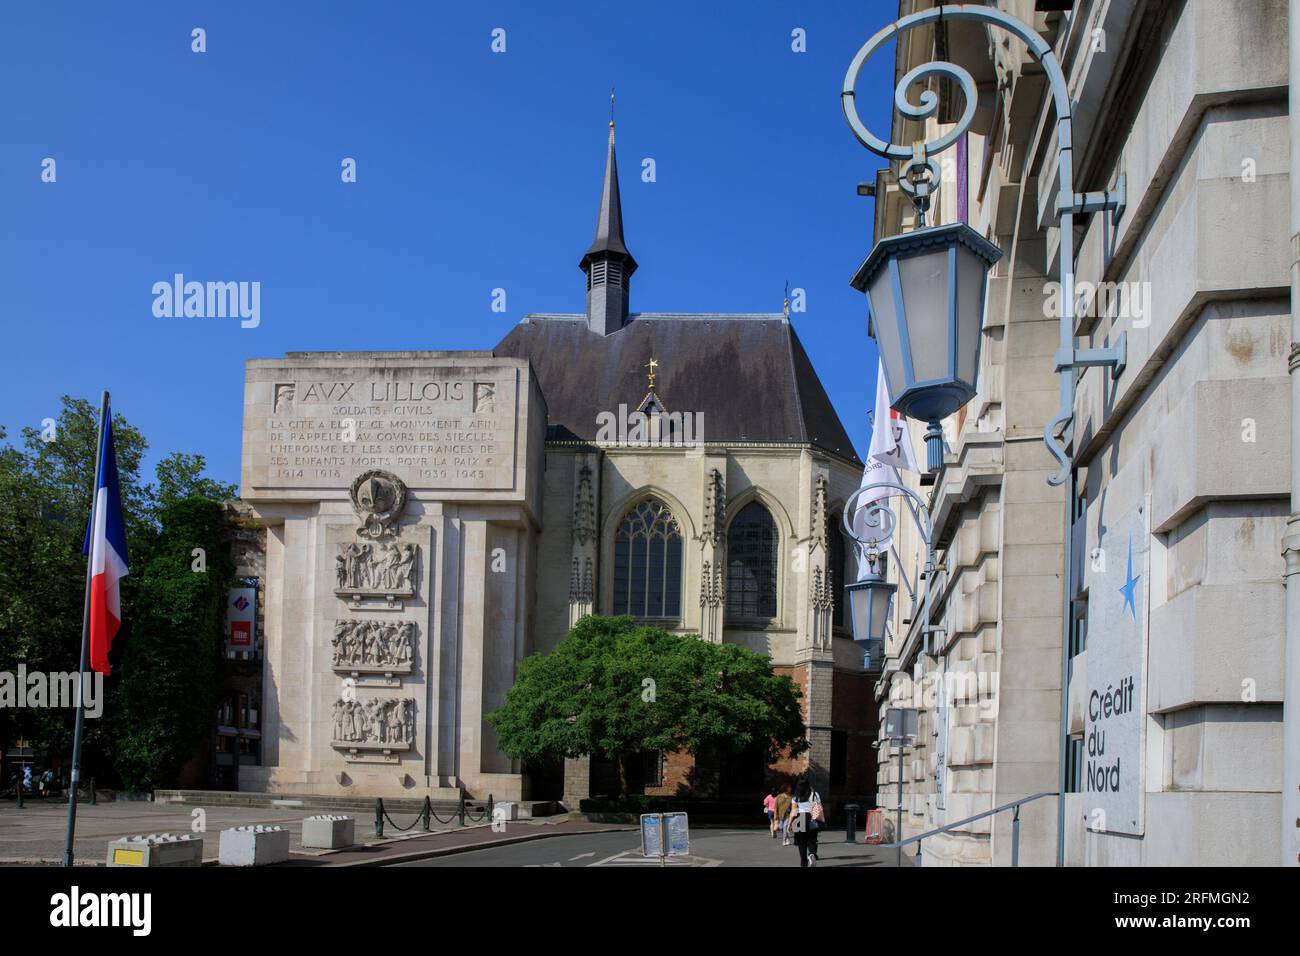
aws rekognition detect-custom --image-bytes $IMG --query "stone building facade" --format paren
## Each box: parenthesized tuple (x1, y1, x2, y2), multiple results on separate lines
(871, 0, 1288, 865)
(230, 120, 878, 804)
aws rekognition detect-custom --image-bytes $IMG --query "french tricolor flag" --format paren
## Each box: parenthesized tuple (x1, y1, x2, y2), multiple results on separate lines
(82, 408, 129, 675)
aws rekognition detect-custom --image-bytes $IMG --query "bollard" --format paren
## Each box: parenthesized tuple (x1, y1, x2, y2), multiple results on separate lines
(487, 794, 494, 823)
(90, 777, 97, 805)
(458, 787, 466, 827)
(844, 803, 859, 844)
(16, 776, 23, 809)
(374, 797, 384, 838)
(422, 796, 431, 831)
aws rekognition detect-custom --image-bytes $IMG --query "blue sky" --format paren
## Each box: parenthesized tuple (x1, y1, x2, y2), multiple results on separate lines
(0, 1, 894, 487)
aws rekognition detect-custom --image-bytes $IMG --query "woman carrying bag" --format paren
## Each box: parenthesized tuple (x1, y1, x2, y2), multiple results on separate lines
(788, 778, 824, 867)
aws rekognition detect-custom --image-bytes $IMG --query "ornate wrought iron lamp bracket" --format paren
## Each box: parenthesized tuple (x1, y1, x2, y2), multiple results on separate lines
(841, 4, 1127, 486)
(843, 481, 945, 652)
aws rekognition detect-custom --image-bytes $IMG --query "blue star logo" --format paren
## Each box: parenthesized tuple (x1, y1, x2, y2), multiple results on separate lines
(1119, 534, 1140, 620)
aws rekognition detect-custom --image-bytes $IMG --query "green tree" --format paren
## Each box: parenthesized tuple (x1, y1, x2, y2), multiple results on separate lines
(0, 395, 236, 787)
(0, 401, 150, 769)
(487, 615, 807, 795)
(106, 498, 234, 791)
(150, 451, 237, 518)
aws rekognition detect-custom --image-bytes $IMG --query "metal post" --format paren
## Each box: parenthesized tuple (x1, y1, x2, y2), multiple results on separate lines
(422, 796, 431, 831)
(62, 390, 109, 868)
(844, 803, 859, 843)
(374, 798, 384, 838)
(90, 776, 96, 805)
(1011, 802, 1021, 867)
(896, 742, 904, 868)
(458, 786, 466, 827)
(16, 770, 23, 809)
(915, 838, 923, 867)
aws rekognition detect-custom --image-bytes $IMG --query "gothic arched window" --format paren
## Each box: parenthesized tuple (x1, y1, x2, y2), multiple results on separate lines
(613, 499, 683, 619)
(830, 515, 847, 629)
(727, 501, 779, 619)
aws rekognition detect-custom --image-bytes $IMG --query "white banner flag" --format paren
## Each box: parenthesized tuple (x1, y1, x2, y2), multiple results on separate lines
(852, 359, 919, 580)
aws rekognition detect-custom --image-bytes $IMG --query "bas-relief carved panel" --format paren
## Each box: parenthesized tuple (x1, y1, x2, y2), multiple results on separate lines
(331, 697, 416, 764)
(331, 619, 416, 675)
(334, 541, 419, 596)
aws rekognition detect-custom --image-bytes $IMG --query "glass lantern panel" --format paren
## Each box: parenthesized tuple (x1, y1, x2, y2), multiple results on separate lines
(867, 267, 908, 398)
(897, 248, 952, 385)
(956, 244, 989, 386)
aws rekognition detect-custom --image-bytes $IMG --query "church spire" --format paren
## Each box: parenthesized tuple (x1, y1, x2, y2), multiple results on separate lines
(580, 93, 637, 335)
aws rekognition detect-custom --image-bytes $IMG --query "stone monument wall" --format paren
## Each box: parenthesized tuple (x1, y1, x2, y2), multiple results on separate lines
(238, 352, 545, 800)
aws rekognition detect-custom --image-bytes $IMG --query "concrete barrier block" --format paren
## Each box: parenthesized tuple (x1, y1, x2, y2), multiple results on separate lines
(218, 825, 290, 866)
(107, 832, 203, 867)
(301, 814, 356, 849)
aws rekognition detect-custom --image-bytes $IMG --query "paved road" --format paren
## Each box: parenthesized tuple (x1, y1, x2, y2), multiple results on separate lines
(395, 827, 902, 868)
(0, 798, 471, 864)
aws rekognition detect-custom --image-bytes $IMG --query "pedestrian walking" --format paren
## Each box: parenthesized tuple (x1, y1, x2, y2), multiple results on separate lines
(775, 785, 793, 846)
(763, 788, 778, 837)
(789, 779, 823, 866)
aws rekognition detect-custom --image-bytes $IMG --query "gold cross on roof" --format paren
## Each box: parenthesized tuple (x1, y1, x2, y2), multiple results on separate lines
(644, 358, 658, 390)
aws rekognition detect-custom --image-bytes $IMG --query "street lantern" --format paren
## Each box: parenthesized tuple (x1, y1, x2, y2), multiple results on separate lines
(844, 546, 896, 647)
(850, 222, 1002, 474)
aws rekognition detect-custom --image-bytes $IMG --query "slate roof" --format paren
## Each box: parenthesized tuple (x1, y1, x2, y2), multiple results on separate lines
(493, 312, 860, 464)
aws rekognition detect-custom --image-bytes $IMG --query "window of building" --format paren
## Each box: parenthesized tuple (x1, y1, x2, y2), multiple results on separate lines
(726, 501, 778, 619)
(830, 730, 848, 788)
(831, 516, 847, 628)
(640, 751, 664, 789)
(1064, 736, 1084, 793)
(613, 499, 683, 619)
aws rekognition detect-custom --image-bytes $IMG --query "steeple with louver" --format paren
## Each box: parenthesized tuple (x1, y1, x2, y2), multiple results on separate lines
(579, 119, 637, 335)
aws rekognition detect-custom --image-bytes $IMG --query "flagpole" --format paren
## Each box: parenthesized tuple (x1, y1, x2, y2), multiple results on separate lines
(62, 390, 109, 868)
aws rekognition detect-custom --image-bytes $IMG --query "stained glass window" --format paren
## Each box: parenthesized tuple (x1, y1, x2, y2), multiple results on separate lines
(613, 499, 683, 619)
(727, 502, 778, 619)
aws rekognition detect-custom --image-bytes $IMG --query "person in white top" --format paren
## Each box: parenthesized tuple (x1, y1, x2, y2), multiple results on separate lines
(787, 778, 821, 867)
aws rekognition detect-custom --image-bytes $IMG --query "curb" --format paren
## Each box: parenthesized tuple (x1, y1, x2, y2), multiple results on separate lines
(324, 824, 637, 868)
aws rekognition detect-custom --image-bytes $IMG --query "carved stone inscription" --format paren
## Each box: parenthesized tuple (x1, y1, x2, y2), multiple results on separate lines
(332, 620, 416, 674)
(252, 370, 517, 489)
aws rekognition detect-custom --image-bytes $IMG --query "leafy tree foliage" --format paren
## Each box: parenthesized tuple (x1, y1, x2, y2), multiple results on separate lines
(0, 396, 235, 788)
(108, 498, 233, 791)
(487, 615, 807, 795)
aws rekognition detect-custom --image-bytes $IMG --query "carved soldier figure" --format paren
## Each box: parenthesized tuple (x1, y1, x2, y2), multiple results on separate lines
(360, 543, 377, 589)
(385, 699, 402, 744)
(363, 699, 381, 742)
(331, 699, 345, 740)
(397, 543, 416, 590)
(343, 700, 359, 741)
(343, 542, 364, 590)
(379, 543, 395, 590)
(398, 622, 414, 664)
(401, 699, 415, 742)
(335, 552, 348, 589)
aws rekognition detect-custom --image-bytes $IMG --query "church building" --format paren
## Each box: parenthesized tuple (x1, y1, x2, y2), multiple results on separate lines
(227, 118, 876, 807)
